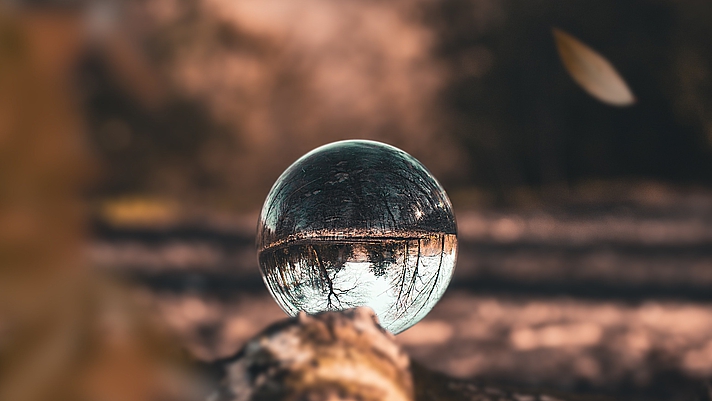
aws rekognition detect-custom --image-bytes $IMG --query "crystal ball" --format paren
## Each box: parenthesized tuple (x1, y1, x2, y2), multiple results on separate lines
(257, 140, 457, 334)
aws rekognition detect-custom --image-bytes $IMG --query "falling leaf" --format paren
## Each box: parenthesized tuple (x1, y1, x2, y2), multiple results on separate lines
(552, 27, 636, 106)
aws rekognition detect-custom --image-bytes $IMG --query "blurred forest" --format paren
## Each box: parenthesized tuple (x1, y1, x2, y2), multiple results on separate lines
(2, 1, 712, 401)
(78, 0, 712, 208)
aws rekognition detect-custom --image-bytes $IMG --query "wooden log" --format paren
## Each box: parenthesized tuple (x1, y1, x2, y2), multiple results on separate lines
(212, 307, 413, 401)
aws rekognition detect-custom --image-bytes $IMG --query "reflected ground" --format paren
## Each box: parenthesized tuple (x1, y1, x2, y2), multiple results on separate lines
(90, 184, 712, 401)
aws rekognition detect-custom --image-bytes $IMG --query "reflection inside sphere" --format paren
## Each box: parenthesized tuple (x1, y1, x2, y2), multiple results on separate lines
(257, 140, 457, 334)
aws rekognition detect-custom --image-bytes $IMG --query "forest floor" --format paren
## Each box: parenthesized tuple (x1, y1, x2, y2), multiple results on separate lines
(89, 184, 712, 401)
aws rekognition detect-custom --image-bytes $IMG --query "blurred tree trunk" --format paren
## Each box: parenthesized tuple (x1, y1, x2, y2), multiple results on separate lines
(0, 10, 92, 401)
(0, 9, 199, 401)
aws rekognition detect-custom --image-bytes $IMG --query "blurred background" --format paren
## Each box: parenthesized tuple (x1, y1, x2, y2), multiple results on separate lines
(2, 0, 712, 400)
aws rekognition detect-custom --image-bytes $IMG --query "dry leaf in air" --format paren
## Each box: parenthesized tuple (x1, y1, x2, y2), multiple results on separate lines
(553, 27, 636, 106)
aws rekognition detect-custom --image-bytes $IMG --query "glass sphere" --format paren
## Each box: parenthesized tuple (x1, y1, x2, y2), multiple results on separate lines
(257, 140, 457, 334)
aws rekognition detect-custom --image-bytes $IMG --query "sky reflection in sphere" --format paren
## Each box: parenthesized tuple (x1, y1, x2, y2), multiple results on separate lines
(257, 140, 457, 334)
